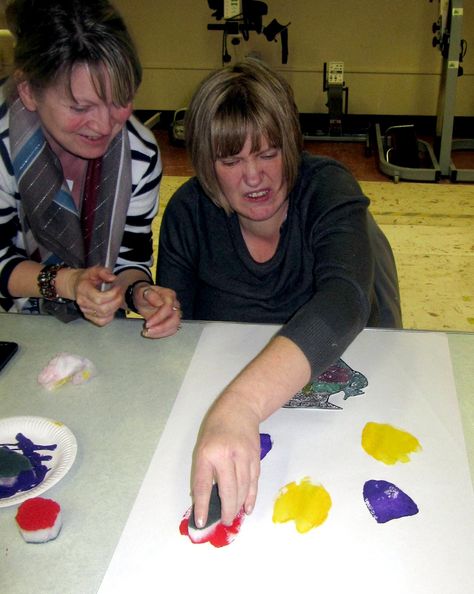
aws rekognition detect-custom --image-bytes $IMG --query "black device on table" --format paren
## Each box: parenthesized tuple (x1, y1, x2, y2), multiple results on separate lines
(0, 341, 18, 373)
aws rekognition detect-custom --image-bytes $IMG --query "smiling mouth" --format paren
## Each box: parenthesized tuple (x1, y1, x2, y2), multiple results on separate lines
(80, 134, 107, 142)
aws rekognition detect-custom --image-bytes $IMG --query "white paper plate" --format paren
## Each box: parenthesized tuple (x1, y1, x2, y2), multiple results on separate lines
(0, 416, 77, 508)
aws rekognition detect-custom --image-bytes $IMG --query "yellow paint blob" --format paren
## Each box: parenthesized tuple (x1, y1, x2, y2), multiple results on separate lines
(361, 421, 422, 465)
(272, 477, 332, 533)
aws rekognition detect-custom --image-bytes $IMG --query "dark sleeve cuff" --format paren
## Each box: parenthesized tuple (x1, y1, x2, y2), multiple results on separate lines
(0, 257, 27, 299)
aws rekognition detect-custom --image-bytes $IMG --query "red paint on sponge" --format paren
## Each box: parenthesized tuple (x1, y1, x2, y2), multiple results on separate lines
(179, 506, 245, 548)
(16, 497, 61, 530)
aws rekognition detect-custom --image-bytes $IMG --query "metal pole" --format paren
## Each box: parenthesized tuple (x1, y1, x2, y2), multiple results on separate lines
(435, 0, 464, 177)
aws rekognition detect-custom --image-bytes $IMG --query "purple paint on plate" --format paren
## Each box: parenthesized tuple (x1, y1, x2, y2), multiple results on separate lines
(260, 433, 273, 460)
(0, 433, 57, 499)
(363, 479, 419, 524)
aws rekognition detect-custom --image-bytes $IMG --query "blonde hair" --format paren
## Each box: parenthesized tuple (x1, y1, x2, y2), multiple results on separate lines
(185, 59, 303, 212)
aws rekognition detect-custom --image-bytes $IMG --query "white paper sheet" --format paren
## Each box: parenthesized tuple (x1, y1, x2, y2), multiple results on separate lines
(99, 325, 474, 594)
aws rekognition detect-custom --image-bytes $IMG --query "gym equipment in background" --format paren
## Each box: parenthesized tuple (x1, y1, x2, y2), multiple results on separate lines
(376, 123, 441, 183)
(169, 108, 187, 146)
(432, 0, 473, 181)
(207, 0, 290, 64)
(303, 61, 371, 153)
(376, 0, 472, 182)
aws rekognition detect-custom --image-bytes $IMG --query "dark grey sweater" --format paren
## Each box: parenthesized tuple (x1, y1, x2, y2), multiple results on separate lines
(157, 153, 401, 378)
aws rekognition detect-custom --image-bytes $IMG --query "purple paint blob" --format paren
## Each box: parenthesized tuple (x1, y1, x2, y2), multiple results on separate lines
(0, 433, 57, 499)
(363, 479, 419, 524)
(260, 433, 273, 460)
(318, 365, 352, 384)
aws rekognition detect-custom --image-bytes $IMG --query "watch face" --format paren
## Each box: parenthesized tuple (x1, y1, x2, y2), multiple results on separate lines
(125, 280, 152, 314)
(125, 282, 138, 313)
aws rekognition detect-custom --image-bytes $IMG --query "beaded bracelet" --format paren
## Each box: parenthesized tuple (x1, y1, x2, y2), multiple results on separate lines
(37, 264, 66, 301)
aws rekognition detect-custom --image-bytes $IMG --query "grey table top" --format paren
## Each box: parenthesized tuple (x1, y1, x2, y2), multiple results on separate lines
(1, 313, 473, 594)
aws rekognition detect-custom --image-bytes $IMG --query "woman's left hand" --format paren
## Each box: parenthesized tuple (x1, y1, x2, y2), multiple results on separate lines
(134, 283, 182, 338)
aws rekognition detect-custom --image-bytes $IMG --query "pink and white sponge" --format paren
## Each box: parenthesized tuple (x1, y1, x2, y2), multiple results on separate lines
(15, 497, 62, 543)
(38, 352, 96, 391)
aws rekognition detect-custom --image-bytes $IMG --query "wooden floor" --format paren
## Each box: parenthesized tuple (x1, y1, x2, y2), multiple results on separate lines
(153, 130, 474, 333)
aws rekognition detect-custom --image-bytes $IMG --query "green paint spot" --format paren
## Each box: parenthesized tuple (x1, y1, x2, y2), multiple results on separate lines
(0, 447, 32, 477)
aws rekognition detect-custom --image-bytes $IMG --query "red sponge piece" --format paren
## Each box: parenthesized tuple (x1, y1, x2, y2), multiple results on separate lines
(15, 497, 62, 543)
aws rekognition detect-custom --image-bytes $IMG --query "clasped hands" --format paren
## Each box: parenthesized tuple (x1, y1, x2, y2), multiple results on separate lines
(64, 265, 181, 337)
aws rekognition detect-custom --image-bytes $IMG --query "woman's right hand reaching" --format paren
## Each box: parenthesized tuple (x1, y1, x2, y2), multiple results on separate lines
(189, 335, 312, 529)
(191, 393, 262, 528)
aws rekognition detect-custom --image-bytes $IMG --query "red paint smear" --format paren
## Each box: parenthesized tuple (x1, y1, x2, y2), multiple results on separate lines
(179, 506, 245, 548)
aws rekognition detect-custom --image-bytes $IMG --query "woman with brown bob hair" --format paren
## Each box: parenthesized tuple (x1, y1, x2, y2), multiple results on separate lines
(157, 58, 402, 528)
(185, 58, 302, 212)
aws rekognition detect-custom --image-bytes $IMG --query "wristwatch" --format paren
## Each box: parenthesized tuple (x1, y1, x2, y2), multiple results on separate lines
(37, 264, 66, 301)
(125, 279, 153, 313)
